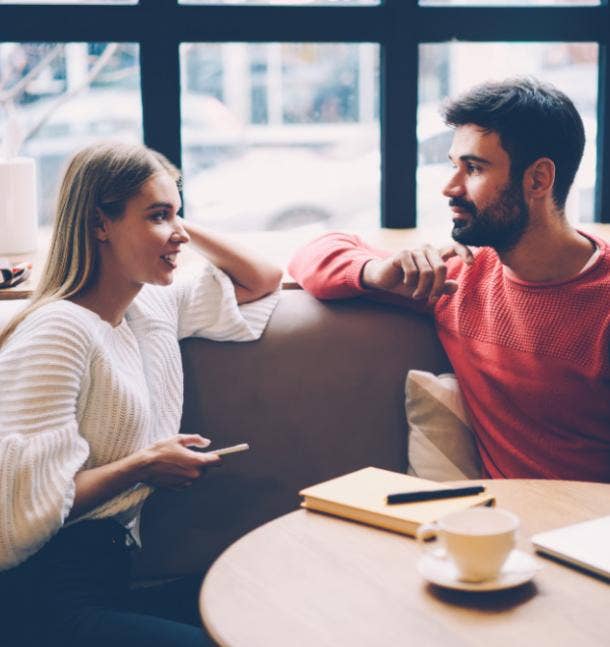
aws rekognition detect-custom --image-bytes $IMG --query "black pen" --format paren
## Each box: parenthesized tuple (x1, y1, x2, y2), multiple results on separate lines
(386, 485, 485, 504)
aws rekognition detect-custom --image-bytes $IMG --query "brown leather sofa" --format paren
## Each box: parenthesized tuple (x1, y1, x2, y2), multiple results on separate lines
(135, 289, 451, 579)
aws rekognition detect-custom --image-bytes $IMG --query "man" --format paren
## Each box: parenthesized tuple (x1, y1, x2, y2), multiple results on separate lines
(289, 78, 610, 482)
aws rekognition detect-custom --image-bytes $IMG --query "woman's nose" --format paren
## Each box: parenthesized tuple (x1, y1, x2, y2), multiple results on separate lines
(171, 224, 190, 245)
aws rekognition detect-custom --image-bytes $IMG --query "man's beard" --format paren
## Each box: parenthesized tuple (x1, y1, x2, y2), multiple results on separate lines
(450, 180, 529, 253)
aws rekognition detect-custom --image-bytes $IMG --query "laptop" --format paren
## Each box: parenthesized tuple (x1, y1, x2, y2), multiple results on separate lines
(532, 515, 610, 580)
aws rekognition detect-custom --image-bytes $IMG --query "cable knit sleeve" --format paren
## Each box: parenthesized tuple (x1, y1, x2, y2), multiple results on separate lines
(174, 262, 280, 342)
(0, 305, 91, 570)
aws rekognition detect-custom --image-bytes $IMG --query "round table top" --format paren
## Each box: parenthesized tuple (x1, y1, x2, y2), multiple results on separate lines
(200, 479, 610, 647)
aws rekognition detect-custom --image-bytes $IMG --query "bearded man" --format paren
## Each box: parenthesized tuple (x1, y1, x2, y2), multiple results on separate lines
(288, 78, 610, 482)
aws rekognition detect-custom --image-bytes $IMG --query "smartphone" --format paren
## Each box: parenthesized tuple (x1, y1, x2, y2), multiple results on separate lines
(191, 442, 250, 456)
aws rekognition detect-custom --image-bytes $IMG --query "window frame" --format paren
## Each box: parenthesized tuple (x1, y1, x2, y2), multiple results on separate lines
(0, 0, 607, 226)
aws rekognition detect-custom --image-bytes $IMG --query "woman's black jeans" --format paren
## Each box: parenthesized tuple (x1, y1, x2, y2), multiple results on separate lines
(1, 519, 213, 647)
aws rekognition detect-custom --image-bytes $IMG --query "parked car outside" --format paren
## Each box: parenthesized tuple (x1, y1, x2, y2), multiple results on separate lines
(185, 145, 380, 231)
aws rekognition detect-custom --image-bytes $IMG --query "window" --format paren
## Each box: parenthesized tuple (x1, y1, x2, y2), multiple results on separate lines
(0, 0, 607, 228)
(0, 1, 135, 4)
(418, 42, 598, 227)
(0, 42, 141, 224)
(421, 1, 598, 6)
(181, 43, 379, 231)
(181, 1, 378, 5)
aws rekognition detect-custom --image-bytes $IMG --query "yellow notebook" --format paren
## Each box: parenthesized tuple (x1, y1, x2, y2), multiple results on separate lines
(299, 467, 494, 537)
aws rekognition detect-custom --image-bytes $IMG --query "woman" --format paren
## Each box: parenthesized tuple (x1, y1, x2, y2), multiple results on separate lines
(0, 142, 282, 646)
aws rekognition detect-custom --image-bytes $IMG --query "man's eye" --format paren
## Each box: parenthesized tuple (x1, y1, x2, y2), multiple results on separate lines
(466, 164, 481, 174)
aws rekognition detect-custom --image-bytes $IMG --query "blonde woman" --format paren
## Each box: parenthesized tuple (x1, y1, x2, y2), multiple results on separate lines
(0, 142, 282, 647)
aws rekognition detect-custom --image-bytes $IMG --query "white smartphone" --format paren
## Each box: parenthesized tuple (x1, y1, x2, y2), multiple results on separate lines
(201, 442, 250, 456)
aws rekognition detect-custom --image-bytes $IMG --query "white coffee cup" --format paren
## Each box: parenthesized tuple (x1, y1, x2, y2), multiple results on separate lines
(416, 507, 519, 582)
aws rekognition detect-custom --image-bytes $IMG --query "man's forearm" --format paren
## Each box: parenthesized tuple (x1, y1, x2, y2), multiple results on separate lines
(360, 258, 385, 290)
(288, 232, 390, 299)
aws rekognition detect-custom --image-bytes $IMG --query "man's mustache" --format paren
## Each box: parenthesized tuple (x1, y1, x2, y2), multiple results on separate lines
(449, 197, 476, 215)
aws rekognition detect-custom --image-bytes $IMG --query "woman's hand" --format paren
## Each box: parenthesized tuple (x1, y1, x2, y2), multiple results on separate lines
(69, 434, 221, 520)
(135, 434, 221, 488)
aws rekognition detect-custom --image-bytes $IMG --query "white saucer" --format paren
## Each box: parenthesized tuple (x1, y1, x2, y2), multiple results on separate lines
(417, 549, 542, 592)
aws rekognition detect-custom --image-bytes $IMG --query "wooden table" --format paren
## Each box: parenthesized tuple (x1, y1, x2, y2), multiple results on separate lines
(200, 480, 610, 647)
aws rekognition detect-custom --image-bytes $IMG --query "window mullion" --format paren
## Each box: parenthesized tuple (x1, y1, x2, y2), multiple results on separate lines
(140, 37, 182, 171)
(382, 0, 417, 228)
(416, 6, 603, 43)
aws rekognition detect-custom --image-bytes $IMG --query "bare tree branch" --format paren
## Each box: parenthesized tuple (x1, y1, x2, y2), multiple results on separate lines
(0, 45, 64, 104)
(0, 44, 21, 94)
(23, 43, 119, 145)
(96, 64, 139, 85)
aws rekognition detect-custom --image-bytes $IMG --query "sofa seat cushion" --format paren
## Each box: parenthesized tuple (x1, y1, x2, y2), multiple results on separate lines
(135, 290, 452, 577)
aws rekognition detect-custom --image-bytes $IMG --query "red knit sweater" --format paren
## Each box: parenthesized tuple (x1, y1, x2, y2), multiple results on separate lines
(288, 232, 610, 481)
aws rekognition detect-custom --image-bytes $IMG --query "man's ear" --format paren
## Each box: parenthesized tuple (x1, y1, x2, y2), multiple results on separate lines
(523, 157, 555, 198)
(94, 208, 110, 242)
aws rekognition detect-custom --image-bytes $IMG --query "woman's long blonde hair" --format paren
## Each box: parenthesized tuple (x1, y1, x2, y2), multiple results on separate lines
(0, 141, 180, 349)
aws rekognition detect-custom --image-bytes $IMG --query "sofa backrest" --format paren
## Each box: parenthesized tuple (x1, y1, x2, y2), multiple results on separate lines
(135, 289, 451, 577)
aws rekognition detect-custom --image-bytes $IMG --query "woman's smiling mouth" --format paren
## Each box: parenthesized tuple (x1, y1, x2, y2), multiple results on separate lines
(161, 253, 178, 269)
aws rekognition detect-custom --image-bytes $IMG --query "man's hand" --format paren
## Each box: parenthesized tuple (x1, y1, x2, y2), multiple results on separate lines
(361, 243, 473, 303)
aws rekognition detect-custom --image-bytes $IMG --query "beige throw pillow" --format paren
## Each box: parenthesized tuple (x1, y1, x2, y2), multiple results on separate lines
(405, 370, 482, 481)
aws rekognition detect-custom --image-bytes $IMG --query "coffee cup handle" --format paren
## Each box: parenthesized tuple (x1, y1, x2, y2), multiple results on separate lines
(415, 522, 439, 554)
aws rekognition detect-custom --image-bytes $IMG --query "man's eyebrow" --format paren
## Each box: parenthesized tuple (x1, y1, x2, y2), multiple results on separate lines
(448, 153, 492, 165)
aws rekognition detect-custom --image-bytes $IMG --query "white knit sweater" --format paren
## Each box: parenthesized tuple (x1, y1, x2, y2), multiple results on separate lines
(0, 262, 279, 570)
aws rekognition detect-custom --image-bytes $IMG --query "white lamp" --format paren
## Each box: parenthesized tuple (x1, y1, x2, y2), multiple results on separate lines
(0, 157, 38, 255)
(0, 115, 38, 255)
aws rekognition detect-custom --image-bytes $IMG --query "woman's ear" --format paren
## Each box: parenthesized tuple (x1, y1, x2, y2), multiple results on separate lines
(523, 157, 555, 199)
(94, 208, 110, 242)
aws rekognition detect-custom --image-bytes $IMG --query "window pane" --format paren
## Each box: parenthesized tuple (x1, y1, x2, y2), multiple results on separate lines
(417, 42, 598, 227)
(0, 1, 136, 4)
(0, 42, 142, 225)
(181, 43, 380, 232)
(420, 1, 598, 6)
(181, 1, 378, 6)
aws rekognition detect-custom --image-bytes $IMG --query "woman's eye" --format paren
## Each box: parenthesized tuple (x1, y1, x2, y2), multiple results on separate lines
(150, 211, 168, 222)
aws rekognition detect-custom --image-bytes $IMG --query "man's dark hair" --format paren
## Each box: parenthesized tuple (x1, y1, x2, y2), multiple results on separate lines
(442, 78, 585, 211)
